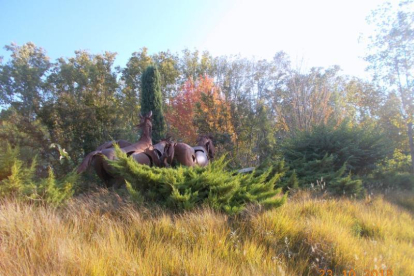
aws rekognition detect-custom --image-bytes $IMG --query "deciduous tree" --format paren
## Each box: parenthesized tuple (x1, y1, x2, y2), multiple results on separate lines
(365, 0, 414, 171)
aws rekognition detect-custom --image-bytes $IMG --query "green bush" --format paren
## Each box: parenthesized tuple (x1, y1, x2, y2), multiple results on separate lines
(109, 146, 287, 214)
(261, 154, 364, 197)
(254, 158, 299, 191)
(280, 123, 390, 197)
(368, 172, 414, 191)
(0, 144, 78, 205)
(381, 150, 413, 174)
(283, 123, 390, 176)
(368, 150, 414, 191)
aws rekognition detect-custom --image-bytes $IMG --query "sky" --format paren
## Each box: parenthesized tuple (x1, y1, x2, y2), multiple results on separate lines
(0, 0, 392, 77)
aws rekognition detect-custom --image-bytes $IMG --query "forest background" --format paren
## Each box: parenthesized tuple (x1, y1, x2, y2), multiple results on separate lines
(0, 0, 413, 196)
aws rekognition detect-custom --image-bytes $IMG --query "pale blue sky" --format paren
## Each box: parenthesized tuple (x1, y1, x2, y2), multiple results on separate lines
(0, 0, 391, 77)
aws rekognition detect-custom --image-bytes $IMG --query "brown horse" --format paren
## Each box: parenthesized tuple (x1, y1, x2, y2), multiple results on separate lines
(77, 111, 153, 187)
(161, 135, 215, 167)
(131, 137, 171, 167)
(95, 140, 132, 151)
(77, 140, 133, 174)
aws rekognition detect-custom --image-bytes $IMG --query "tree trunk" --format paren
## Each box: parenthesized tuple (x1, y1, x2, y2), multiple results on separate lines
(407, 121, 414, 174)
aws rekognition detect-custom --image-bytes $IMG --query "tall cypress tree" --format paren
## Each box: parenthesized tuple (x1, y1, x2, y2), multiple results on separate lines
(140, 65, 166, 142)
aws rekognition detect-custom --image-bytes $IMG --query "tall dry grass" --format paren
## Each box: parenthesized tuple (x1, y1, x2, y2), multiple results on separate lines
(0, 190, 413, 276)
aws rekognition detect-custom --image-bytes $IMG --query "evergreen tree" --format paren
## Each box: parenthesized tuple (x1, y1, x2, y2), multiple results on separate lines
(141, 66, 166, 142)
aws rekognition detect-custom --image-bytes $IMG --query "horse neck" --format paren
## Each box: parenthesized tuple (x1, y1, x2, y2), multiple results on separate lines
(139, 124, 152, 144)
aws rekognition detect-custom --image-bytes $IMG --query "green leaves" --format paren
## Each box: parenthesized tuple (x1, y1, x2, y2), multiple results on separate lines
(109, 150, 286, 214)
(0, 143, 78, 205)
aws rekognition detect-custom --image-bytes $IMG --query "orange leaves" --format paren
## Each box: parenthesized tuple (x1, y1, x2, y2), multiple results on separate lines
(165, 78, 198, 143)
(165, 75, 235, 144)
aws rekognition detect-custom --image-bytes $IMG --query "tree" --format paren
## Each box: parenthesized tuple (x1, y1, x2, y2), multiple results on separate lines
(193, 76, 236, 155)
(165, 78, 199, 143)
(41, 50, 125, 161)
(0, 43, 51, 119)
(365, 0, 414, 172)
(141, 66, 166, 142)
(152, 50, 180, 102)
(276, 66, 345, 134)
(165, 76, 235, 146)
(253, 101, 276, 163)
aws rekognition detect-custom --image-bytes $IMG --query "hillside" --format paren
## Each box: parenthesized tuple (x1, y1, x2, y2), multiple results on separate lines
(1, 190, 413, 276)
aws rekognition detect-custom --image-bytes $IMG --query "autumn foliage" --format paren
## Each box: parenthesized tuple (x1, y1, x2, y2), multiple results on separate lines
(166, 75, 235, 144)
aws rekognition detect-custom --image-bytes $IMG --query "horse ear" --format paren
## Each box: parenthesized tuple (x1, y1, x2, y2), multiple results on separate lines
(148, 111, 153, 118)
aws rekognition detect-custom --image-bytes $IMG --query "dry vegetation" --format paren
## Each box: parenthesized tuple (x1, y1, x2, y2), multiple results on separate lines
(0, 190, 413, 276)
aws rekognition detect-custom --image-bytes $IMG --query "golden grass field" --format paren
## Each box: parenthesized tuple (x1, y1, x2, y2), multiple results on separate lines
(0, 190, 413, 276)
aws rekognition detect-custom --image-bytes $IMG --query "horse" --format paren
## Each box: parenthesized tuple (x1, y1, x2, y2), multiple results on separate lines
(131, 137, 172, 167)
(94, 140, 132, 151)
(77, 111, 153, 188)
(193, 135, 215, 166)
(161, 135, 215, 167)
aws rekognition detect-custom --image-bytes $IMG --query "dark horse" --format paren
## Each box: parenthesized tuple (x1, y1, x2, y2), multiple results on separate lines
(162, 135, 215, 167)
(77, 111, 153, 187)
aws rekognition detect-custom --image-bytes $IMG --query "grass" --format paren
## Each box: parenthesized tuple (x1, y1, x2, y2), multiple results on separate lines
(0, 190, 413, 276)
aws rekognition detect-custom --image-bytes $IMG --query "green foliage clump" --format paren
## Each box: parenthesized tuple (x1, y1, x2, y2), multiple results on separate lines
(109, 146, 287, 214)
(280, 123, 388, 196)
(283, 123, 390, 176)
(254, 158, 298, 190)
(368, 150, 414, 191)
(0, 144, 37, 198)
(141, 65, 166, 142)
(0, 144, 78, 205)
(378, 173, 414, 191)
(289, 153, 364, 197)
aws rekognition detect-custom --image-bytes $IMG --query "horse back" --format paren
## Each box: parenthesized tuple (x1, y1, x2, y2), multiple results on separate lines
(174, 143, 196, 166)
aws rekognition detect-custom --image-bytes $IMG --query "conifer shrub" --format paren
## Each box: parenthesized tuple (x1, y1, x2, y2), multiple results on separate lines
(0, 143, 78, 205)
(109, 146, 287, 214)
(283, 123, 390, 176)
(279, 123, 389, 197)
(253, 158, 299, 191)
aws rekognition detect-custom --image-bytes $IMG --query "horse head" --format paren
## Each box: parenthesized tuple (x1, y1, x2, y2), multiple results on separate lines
(197, 135, 215, 160)
(136, 111, 153, 138)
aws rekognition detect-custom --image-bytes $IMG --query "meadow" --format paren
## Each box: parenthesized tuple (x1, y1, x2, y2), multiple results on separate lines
(1, 3, 413, 274)
(1, 190, 413, 276)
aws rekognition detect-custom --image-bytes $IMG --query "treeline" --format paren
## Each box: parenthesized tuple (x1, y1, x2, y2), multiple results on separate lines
(0, 43, 407, 158)
(0, 40, 412, 196)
